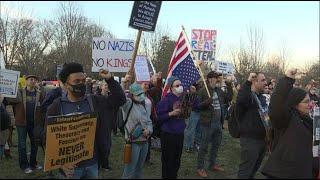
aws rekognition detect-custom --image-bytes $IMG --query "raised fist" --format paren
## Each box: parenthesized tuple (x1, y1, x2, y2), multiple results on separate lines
(248, 73, 257, 82)
(285, 68, 298, 79)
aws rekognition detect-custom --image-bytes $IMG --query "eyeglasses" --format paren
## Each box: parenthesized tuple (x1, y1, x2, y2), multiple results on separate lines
(173, 84, 181, 88)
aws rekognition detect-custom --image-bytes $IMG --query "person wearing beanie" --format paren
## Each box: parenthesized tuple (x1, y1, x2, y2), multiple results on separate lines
(262, 69, 314, 178)
(120, 82, 153, 179)
(156, 76, 198, 178)
(45, 63, 126, 178)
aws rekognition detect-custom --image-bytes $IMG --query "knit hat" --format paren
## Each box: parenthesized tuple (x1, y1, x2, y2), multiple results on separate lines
(167, 76, 179, 87)
(287, 88, 307, 108)
(129, 83, 144, 96)
(59, 62, 84, 83)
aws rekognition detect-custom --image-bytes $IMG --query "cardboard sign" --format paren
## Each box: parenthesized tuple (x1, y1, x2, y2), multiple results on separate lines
(92, 38, 134, 72)
(191, 29, 217, 61)
(44, 113, 97, 172)
(215, 61, 234, 75)
(135, 55, 150, 82)
(0, 69, 20, 98)
(129, 1, 162, 32)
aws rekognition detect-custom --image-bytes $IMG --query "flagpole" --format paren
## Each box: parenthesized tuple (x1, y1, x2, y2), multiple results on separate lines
(181, 25, 211, 98)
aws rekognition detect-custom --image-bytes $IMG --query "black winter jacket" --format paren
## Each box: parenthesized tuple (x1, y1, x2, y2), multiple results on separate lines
(236, 80, 267, 140)
(262, 76, 313, 178)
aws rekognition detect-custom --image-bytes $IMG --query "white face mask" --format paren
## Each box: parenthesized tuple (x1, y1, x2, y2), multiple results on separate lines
(134, 94, 145, 102)
(175, 86, 184, 94)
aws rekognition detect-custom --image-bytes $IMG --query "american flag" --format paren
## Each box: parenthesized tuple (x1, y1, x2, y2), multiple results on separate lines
(162, 31, 200, 97)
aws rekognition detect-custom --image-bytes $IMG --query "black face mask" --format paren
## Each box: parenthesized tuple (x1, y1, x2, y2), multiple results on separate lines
(69, 83, 86, 98)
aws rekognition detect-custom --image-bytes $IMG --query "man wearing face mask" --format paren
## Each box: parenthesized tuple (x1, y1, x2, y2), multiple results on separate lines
(196, 71, 233, 178)
(157, 76, 197, 179)
(45, 63, 126, 179)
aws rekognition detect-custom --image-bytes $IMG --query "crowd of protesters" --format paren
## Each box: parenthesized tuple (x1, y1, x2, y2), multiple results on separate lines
(0, 62, 319, 179)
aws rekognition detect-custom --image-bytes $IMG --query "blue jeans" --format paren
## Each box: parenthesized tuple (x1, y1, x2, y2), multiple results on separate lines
(197, 122, 222, 169)
(122, 142, 148, 179)
(194, 118, 202, 146)
(16, 125, 38, 170)
(184, 111, 200, 149)
(70, 163, 98, 179)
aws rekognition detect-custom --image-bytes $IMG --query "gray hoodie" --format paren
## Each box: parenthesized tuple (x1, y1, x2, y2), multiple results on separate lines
(120, 98, 153, 143)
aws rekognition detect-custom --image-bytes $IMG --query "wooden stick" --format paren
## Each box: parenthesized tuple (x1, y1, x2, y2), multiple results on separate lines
(128, 29, 143, 83)
(181, 25, 211, 98)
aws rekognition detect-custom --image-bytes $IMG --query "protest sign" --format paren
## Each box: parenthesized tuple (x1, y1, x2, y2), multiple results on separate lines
(0, 49, 5, 69)
(313, 107, 320, 157)
(135, 55, 150, 82)
(191, 29, 217, 61)
(0, 69, 20, 98)
(214, 61, 234, 75)
(92, 38, 134, 72)
(44, 113, 97, 172)
(129, 1, 162, 32)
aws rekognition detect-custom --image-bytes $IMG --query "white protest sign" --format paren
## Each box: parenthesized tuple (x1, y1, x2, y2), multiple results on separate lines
(92, 38, 134, 72)
(135, 55, 150, 82)
(0, 69, 20, 98)
(0, 49, 5, 69)
(215, 61, 234, 75)
(191, 29, 217, 61)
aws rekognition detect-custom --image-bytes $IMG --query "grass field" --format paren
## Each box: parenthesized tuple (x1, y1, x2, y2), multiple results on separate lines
(0, 124, 266, 179)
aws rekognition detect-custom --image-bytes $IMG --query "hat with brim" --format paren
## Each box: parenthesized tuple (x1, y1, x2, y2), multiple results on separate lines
(207, 71, 222, 79)
(25, 75, 39, 80)
(129, 83, 144, 96)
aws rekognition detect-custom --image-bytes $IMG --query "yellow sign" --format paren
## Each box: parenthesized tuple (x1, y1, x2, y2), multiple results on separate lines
(44, 113, 97, 172)
(18, 77, 26, 88)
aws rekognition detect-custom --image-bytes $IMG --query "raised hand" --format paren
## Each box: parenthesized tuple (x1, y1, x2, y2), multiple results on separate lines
(99, 69, 112, 80)
(248, 73, 257, 82)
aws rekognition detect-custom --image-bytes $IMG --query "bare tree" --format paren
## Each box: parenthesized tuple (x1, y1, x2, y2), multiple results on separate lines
(231, 25, 265, 84)
(0, 15, 24, 68)
(53, 1, 113, 76)
(14, 19, 54, 76)
(140, 24, 171, 72)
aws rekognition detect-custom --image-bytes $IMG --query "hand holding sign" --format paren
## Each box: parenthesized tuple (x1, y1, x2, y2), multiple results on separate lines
(61, 164, 76, 178)
(99, 69, 112, 80)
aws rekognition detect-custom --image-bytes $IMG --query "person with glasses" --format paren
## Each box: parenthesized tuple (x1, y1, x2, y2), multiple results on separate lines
(156, 76, 197, 179)
(262, 69, 314, 178)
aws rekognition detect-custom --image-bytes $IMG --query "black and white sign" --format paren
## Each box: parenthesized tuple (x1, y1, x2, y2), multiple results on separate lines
(129, 1, 162, 32)
(215, 61, 234, 75)
(0, 69, 20, 98)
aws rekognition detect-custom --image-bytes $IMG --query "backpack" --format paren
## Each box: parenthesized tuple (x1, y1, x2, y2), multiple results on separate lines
(117, 101, 134, 135)
(227, 103, 240, 138)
